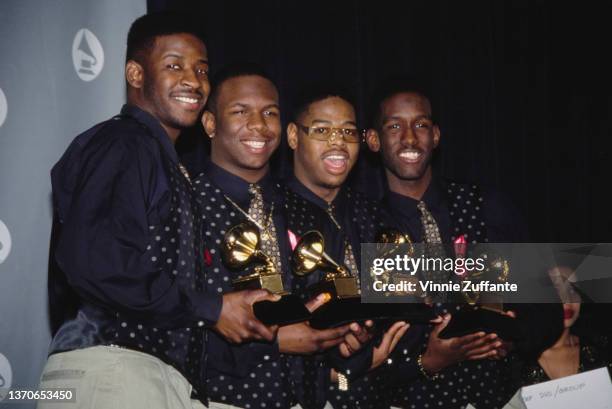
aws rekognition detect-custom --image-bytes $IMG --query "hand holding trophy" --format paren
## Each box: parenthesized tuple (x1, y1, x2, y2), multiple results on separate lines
(292, 230, 434, 329)
(222, 222, 311, 326)
(439, 247, 519, 341)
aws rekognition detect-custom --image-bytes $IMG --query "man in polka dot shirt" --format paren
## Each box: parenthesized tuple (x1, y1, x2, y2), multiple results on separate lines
(285, 84, 411, 408)
(41, 12, 274, 409)
(194, 65, 371, 409)
(366, 84, 526, 408)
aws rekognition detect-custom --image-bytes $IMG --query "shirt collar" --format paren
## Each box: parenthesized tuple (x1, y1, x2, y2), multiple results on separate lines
(201, 158, 277, 206)
(287, 176, 350, 231)
(287, 176, 326, 209)
(120, 104, 179, 165)
(287, 176, 347, 211)
(385, 174, 446, 218)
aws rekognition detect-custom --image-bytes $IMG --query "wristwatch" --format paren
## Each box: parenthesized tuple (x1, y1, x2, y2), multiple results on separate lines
(337, 372, 349, 391)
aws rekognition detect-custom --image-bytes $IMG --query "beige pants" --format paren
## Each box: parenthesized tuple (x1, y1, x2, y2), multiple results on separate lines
(37, 345, 205, 409)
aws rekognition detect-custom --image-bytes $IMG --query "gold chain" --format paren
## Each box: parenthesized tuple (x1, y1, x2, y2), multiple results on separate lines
(178, 163, 192, 185)
(223, 193, 275, 238)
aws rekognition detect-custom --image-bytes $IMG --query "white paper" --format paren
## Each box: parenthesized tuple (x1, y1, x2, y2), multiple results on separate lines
(520, 367, 612, 409)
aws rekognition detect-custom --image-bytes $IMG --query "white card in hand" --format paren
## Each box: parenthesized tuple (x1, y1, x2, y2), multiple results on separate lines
(520, 367, 612, 409)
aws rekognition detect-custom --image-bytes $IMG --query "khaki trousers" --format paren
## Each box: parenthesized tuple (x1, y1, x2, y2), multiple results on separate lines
(37, 345, 205, 409)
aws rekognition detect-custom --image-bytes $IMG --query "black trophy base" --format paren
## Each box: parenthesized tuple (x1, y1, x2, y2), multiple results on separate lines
(438, 305, 519, 340)
(253, 294, 311, 326)
(309, 297, 436, 329)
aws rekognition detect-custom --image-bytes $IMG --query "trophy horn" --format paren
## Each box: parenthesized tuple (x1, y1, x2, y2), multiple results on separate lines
(292, 231, 349, 277)
(222, 222, 268, 269)
(375, 228, 415, 256)
(372, 228, 421, 296)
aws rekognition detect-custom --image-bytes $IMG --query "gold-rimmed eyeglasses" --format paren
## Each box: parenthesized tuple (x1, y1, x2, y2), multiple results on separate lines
(296, 124, 362, 143)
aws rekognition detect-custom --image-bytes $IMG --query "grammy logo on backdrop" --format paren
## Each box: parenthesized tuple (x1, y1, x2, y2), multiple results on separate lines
(75, 34, 97, 76)
(71, 29, 104, 81)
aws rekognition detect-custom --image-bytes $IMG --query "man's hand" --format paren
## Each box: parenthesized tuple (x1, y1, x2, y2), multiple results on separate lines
(338, 320, 375, 358)
(279, 294, 351, 354)
(492, 310, 516, 359)
(370, 321, 411, 370)
(278, 322, 351, 354)
(421, 314, 502, 374)
(213, 289, 280, 343)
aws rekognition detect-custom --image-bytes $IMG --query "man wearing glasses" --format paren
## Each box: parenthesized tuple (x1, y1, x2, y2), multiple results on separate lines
(192, 65, 370, 409)
(285, 86, 410, 408)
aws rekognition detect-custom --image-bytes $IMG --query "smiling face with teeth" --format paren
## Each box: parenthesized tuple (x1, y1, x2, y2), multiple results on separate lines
(367, 92, 440, 198)
(126, 33, 210, 142)
(287, 96, 359, 202)
(203, 75, 281, 183)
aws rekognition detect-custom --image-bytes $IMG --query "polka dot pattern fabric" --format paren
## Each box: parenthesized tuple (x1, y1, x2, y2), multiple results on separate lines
(285, 185, 395, 409)
(112, 153, 207, 396)
(391, 182, 514, 408)
(193, 174, 297, 408)
(446, 182, 487, 244)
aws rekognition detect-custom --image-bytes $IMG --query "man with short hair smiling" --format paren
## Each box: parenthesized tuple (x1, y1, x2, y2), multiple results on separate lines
(195, 66, 360, 409)
(366, 85, 526, 408)
(285, 86, 410, 408)
(40, 12, 268, 409)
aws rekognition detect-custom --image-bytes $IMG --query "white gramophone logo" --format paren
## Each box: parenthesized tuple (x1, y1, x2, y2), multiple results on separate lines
(0, 88, 7, 128)
(72, 28, 104, 81)
(0, 220, 11, 264)
(0, 353, 12, 401)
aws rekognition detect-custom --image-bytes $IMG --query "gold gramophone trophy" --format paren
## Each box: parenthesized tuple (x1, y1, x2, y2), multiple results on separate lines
(373, 229, 423, 298)
(222, 221, 311, 325)
(292, 231, 359, 300)
(292, 230, 435, 329)
(461, 252, 510, 312)
(439, 248, 515, 340)
(223, 222, 285, 293)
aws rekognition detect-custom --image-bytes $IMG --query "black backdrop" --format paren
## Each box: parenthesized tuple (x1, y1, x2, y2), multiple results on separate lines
(148, 0, 611, 243)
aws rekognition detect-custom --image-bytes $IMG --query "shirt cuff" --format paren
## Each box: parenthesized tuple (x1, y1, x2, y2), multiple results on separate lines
(191, 291, 223, 327)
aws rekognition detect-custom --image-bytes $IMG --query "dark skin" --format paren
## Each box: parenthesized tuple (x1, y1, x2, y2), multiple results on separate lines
(287, 96, 410, 364)
(204, 78, 377, 352)
(279, 294, 352, 354)
(214, 289, 280, 343)
(421, 315, 502, 374)
(367, 92, 505, 373)
(287, 96, 359, 202)
(366, 92, 439, 201)
(126, 36, 277, 344)
(201, 75, 286, 342)
(126, 33, 210, 143)
(203, 75, 281, 183)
